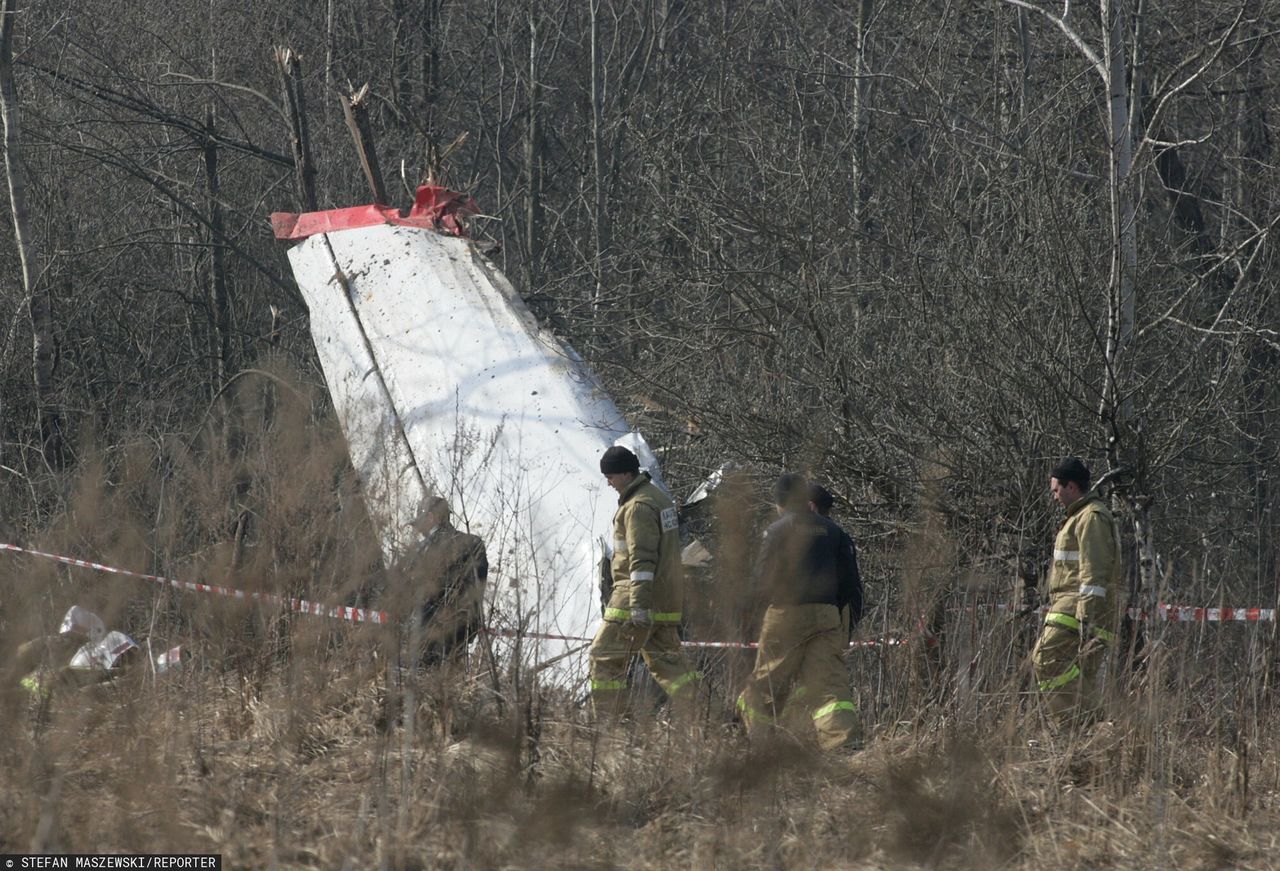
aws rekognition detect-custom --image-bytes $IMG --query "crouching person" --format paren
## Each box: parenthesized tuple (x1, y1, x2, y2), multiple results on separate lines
(589, 446, 701, 718)
(737, 474, 861, 751)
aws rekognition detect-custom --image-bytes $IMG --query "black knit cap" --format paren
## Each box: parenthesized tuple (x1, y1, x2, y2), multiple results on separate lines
(773, 472, 809, 508)
(600, 445, 640, 475)
(1050, 457, 1091, 489)
(410, 495, 449, 525)
(808, 483, 834, 514)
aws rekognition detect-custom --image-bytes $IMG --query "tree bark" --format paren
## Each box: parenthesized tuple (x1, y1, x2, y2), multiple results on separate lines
(342, 86, 389, 205)
(390, 0, 412, 124)
(204, 107, 231, 388)
(421, 0, 441, 141)
(589, 0, 609, 331)
(276, 47, 318, 211)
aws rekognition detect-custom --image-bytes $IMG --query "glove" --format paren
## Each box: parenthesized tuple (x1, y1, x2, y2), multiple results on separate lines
(1078, 622, 1105, 657)
(625, 608, 653, 628)
(1018, 584, 1040, 616)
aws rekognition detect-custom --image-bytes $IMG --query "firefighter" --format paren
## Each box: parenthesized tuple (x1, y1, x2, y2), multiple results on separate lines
(395, 496, 489, 666)
(737, 474, 861, 750)
(1033, 457, 1122, 725)
(589, 445, 701, 716)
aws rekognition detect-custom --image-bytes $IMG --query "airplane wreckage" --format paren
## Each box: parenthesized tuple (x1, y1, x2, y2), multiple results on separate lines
(272, 186, 688, 682)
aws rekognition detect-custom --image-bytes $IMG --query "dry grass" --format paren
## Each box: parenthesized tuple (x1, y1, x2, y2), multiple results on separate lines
(3, 377, 1280, 869)
(5, 658, 1279, 870)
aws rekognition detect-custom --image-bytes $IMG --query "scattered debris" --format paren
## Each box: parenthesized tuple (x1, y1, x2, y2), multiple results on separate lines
(17, 605, 183, 698)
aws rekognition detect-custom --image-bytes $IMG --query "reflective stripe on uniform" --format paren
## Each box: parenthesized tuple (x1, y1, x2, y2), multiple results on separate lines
(630, 570, 655, 582)
(1038, 664, 1081, 691)
(1079, 584, 1107, 598)
(668, 671, 702, 693)
(736, 695, 769, 722)
(591, 679, 626, 691)
(1054, 549, 1080, 561)
(1045, 612, 1080, 631)
(653, 612, 682, 623)
(1046, 610, 1116, 642)
(604, 607, 630, 620)
(613, 538, 628, 553)
(812, 700, 857, 720)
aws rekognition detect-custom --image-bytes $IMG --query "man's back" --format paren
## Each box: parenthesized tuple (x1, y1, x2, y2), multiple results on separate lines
(756, 510, 858, 610)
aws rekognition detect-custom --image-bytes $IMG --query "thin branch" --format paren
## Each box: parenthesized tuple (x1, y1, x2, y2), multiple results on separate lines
(1000, 0, 1104, 79)
(1133, 5, 1246, 168)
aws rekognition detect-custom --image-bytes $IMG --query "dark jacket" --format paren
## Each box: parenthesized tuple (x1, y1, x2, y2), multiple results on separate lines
(394, 521, 488, 627)
(754, 510, 863, 624)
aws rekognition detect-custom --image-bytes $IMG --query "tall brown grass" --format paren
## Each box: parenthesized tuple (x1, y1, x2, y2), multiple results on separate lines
(2, 371, 1277, 869)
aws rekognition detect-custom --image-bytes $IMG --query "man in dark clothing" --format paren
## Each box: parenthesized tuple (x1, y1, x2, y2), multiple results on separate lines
(736, 474, 862, 750)
(395, 496, 489, 666)
(808, 483, 864, 638)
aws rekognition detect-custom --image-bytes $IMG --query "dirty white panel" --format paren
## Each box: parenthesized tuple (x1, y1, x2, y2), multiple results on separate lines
(289, 225, 656, 682)
(288, 234, 425, 552)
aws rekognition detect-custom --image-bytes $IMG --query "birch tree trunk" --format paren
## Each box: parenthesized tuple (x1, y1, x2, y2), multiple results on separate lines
(850, 0, 874, 237)
(1101, 0, 1137, 451)
(0, 0, 62, 468)
(1101, 0, 1159, 626)
(524, 6, 542, 292)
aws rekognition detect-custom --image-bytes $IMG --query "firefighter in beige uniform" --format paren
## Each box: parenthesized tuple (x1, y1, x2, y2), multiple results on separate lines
(1033, 457, 1123, 724)
(589, 446, 701, 715)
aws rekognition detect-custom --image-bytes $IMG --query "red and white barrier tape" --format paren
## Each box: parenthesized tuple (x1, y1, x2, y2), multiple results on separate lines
(0, 543, 391, 625)
(5, 541, 1274, 658)
(2, 542, 906, 648)
(1147, 605, 1275, 622)
(988, 602, 1277, 623)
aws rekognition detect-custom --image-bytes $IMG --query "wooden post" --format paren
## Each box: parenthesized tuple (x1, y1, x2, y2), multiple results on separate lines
(341, 85, 388, 205)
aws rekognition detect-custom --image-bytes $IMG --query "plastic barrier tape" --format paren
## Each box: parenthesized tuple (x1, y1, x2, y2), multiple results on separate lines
(6, 542, 1272, 658)
(988, 602, 1277, 622)
(0, 543, 390, 625)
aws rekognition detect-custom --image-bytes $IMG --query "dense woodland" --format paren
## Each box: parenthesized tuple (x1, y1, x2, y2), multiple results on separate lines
(0, 0, 1276, 606)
